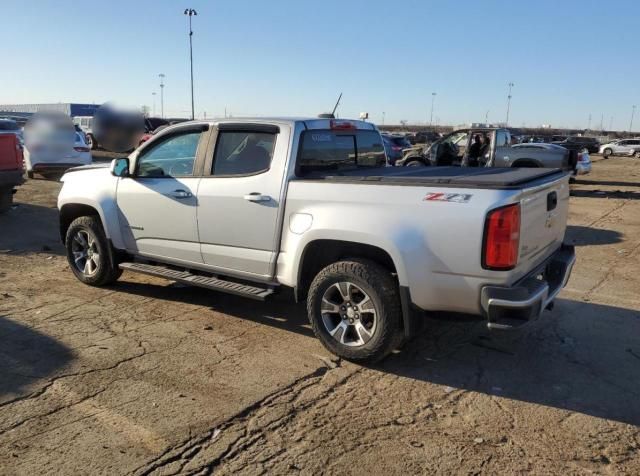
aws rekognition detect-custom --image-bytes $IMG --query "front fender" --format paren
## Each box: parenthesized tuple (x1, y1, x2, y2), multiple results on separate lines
(58, 171, 124, 249)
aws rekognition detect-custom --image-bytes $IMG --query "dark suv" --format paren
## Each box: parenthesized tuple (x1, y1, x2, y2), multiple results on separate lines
(553, 136, 600, 153)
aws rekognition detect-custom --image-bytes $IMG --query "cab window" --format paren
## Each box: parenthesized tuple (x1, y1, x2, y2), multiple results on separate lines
(137, 131, 201, 177)
(212, 131, 276, 176)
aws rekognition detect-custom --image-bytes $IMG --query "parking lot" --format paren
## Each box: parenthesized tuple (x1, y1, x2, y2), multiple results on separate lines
(1, 155, 639, 474)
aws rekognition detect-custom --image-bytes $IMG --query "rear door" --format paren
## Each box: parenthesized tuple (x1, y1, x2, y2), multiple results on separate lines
(116, 127, 207, 263)
(196, 123, 288, 278)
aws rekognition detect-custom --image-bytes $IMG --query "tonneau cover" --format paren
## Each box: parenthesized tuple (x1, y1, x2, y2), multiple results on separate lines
(297, 166, 567, 189)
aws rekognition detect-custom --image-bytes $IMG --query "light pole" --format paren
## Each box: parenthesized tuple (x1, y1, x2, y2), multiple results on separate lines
(152, 92, 157, 117)
(485, 110, 489, 123)
(505, 82, 514, 125)
(159, 73, 165, 118)
(587, 113, 591, 130)
(630, 105, 636, 133)
(429, 92, 436, 127)
(382, 111, 385, 125)
(184, 9, 197, 120)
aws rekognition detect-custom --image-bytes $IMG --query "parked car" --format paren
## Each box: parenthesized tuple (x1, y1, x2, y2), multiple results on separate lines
(598, 139, 640, 158)
(58, 117, 575, 363)
(381, 133, 412, 165)
(0, 132, 24, 212)
(24, 131, 92, 179)
(552, 136, 599, 154)
(398, 127, 587, 176)
(73, 116, 96, 149)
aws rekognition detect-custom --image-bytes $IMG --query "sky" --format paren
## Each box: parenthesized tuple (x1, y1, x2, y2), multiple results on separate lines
(2, 0, 639, 129)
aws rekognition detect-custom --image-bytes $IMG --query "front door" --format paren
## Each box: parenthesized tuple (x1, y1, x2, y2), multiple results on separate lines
(116, 128, 206, 264)
(196, 124, 286, 278)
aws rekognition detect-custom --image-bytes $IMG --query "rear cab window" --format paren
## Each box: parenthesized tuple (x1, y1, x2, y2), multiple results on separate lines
(296, 129, 386, 175)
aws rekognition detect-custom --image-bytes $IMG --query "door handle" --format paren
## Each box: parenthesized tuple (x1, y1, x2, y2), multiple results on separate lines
(243, 192, 270, 202)
(170, 189, 192, 199)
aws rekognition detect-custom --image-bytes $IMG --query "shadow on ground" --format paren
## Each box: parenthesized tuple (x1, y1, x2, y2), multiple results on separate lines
(111, 278, 640, 426)
(565, 225, 624, 246)
(0, 203, 63, 255)
(0, 316, 73, 402)
(573, 178, 640, 188)
(570, 189, 640, 200)
(383, 298, 640, 426)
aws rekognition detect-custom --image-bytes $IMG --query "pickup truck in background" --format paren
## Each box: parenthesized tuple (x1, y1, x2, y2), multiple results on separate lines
(57, 118, 575, 362)
(0, 131, 24, 212)
(398, 126, 591, 176)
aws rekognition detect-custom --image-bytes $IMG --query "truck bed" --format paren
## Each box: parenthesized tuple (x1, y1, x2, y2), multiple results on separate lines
(297, 166, 567, 190)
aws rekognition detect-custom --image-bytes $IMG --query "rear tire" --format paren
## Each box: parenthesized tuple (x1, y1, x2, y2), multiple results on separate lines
(634, 151, 640, 159)
(27, 171, 34, 179)
(405, 160, 426, 167)
(307, 259, 402, 363)
(603, 148, 613, 158)
(65, 216, 122, 286)
(87, 134, 97, 150)
(0, 188, 13, 213)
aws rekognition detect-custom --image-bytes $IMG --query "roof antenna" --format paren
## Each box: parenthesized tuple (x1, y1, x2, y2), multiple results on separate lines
(331, 92, 342, 117)
(318, 92, 342, 119)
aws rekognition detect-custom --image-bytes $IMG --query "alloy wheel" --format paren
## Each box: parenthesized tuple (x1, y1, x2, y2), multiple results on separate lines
(70, 230, 100, 276)
(320, 281, 377, 347)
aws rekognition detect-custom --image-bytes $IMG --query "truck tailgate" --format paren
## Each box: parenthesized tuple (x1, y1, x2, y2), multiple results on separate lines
(516, 173, 570, 276)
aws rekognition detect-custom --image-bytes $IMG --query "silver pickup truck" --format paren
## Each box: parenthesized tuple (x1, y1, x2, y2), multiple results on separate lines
(399, 126, 591, 176)
(58, 117, 575, 362)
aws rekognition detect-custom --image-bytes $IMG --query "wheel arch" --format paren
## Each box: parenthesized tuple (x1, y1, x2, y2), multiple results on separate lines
(511, 158, 543, 168)
(59, 203, 102, 244)
(295, 239, 399, 301)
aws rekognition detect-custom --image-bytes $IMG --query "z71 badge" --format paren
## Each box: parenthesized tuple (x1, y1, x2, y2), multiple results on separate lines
(423, 192, 473, 203)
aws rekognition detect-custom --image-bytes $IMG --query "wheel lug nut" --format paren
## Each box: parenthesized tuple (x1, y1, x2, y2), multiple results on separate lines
(342, 314, 347, 319)
(355, 314, 359, 319)
(349, 318, 354, 324)
(341, 306, 346, 311)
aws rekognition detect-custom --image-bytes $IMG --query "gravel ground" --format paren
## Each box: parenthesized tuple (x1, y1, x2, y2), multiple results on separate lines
(0, 155, 639, 474)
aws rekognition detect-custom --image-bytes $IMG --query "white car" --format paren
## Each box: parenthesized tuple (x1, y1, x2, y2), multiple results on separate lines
(599, 139, 640, 158)
(24, 131, 92, 179)
(73, 116, 95, 149)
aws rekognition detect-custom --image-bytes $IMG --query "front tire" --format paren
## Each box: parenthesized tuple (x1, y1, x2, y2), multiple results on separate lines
(65, 216, 122, 286)
(603, 148, 613, 158)
(307, 260, 402, 363)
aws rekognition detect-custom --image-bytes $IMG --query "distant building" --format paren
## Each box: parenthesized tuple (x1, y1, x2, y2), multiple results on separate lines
(0, 103, 100, 118)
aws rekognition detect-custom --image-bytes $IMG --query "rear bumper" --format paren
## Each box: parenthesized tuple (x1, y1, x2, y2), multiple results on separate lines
(0, 170, 25, 188)
(480, 244, 576, 330)
(32, 163, 89, 173)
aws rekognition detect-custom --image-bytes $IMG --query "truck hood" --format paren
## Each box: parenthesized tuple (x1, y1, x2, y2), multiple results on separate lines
(60, 163, 112, 182)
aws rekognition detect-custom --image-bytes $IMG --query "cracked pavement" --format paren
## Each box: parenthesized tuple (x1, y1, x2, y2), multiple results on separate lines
(1, 156, 639, 474)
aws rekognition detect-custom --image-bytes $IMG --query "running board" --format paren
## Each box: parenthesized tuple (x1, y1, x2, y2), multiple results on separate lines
(118, 262, 274, 301)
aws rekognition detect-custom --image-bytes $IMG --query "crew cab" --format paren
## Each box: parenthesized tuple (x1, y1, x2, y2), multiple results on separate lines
(398, 126, 590, 176)
(58, 118, 575, 362)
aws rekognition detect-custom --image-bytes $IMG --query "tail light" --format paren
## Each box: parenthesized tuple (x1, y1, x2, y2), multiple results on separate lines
(74, 146, 90, 152)
(330, 119, 356, 130)
(392, 146, 402, 151)
(483, 203, 520, 270)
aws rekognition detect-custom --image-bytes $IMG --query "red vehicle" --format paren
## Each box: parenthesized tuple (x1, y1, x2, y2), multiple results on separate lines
(0, 132, 24, 212)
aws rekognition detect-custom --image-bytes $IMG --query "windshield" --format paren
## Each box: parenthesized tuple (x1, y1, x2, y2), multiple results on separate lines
(297, 130, 386, 174)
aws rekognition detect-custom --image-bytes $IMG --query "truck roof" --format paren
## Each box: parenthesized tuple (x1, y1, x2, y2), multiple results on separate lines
(170, 117, 377, 131)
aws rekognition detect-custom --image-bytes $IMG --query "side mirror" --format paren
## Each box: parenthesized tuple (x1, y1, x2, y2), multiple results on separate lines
(110, 157, 130, 177)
